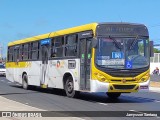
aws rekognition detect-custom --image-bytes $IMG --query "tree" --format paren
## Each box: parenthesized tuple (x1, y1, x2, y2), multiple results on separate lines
(154, 48, 160, 53)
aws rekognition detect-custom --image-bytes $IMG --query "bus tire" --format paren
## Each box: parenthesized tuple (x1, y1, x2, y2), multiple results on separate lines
(106, 92, 121, 99)
(64, 76, 78, 98)
(22, 74, 29, 90)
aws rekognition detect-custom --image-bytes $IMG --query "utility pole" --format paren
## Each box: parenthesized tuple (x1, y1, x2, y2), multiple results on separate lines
(0, 44, 1, 60)
(0, 44, 2, 60)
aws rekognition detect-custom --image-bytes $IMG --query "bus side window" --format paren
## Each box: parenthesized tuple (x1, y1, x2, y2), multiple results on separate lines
(23, 44, 29, 60)
(8, 47, 14, 62)
(51, 36, 64, 58)
(65, 34, 78, 57)
(19, 45, 22, 61)
(13, 46, 19, 62)
(51, 38, 56, 58)
(31, 42, 39, 60)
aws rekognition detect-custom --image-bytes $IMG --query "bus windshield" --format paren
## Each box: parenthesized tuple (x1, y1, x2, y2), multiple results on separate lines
(95, 37, 150, 69)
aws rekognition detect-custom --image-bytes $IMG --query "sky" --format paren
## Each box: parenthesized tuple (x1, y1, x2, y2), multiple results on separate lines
(0, 0, 160, 57)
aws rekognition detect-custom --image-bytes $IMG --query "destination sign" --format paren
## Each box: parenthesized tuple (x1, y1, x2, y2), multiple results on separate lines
(96, 23, 149, 37)
(106, 26, 134, 33)
(40, 38, 51, 45)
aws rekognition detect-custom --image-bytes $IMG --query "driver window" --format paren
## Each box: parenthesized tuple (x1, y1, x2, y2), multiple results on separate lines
(138, 40, 144, 56)
(127, 40, 138, 56)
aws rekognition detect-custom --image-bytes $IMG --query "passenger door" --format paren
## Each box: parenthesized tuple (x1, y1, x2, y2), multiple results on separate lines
(80, 39, 91, 90)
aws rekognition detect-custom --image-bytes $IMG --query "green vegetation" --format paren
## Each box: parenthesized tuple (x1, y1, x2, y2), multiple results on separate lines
(154, 48, 160, 53)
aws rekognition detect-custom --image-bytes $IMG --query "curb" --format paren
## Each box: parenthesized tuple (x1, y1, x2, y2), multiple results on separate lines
(149, 87, 160, 93)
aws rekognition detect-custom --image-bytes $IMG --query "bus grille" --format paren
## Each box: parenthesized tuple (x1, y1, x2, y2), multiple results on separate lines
(113, 85, 136, 90)
(108, 72, 140, 77)
(111, 80, 136, 82)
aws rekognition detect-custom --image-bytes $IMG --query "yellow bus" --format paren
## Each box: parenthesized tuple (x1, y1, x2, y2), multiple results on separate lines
(6, 22, 153, 99)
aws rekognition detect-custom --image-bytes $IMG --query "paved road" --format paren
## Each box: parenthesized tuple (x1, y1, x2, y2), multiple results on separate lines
(150, 74, 160, 82)
(0, 77, 160, 120)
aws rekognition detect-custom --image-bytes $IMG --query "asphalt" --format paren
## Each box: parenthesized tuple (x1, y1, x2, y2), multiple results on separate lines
(0, 97, 83, 120)
(149, 74, 160, 92)
(0, 76, 160, 120)
(0, 77, 86, 120)
(150, 74, 160, 82)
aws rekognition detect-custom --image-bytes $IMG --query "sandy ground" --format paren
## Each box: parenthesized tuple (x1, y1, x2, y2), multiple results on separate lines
(150, 81, 160, 87)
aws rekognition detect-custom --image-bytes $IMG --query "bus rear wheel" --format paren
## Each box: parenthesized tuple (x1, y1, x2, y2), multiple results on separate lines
(106, 92, 121, 99)
(22, 74, 30, 90)
(64, 76, 79, 98)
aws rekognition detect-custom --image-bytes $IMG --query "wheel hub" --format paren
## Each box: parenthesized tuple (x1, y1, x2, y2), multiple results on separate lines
(67, 82, 73, 93)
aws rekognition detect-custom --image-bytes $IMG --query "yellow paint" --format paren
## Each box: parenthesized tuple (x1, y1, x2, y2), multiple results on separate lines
(8, 23, 98, 46)
(108, 83, 139, 93)
(41, 84, 47, 88)
(74, 72, 78, 77)
(6, 62, 30, 68)
(91, 48, 150, 93)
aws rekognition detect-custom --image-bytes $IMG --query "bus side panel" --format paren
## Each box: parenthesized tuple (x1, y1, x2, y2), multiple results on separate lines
(6, 62, 19, 83)
(13, 67, 20, 83)
(47, 59, 80, 91)
(25, 61, 41, 86)
(7, 61, 41, 86)
(73, 59, 80, 91)
(6, 67, 14, 82)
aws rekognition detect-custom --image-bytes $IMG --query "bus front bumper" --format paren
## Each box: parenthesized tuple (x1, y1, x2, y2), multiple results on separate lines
(90, 79, 150, 93)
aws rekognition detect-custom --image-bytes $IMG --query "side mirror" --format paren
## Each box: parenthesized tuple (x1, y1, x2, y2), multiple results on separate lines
(91, 38, 98, 48)
(150, 41, 154, 57)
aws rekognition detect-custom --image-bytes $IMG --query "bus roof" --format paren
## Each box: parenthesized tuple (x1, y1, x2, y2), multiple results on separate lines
(8, 23, 98, 46)
(8, 22, 148, 46)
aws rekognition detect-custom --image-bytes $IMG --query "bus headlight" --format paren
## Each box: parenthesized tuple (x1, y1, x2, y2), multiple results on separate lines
(140, 73, 150, 82)
(94, 72, 108, 82)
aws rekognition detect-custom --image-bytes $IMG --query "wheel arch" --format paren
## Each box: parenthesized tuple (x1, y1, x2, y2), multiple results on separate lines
(63, 71, 79, 91)
(22, 72, 28, 84)
(22, 72, 27, 79)
(63, 72, 73, 89)
(63, 72, 80, 98)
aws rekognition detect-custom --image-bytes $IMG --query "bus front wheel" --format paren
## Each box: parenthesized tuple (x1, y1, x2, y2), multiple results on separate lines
(64, 76, 79, 98)
(106, 92, 121, 99)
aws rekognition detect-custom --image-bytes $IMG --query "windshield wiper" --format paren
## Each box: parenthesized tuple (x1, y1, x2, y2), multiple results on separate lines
(129, 35, 139, 50)
(109, 36, 122, 49)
